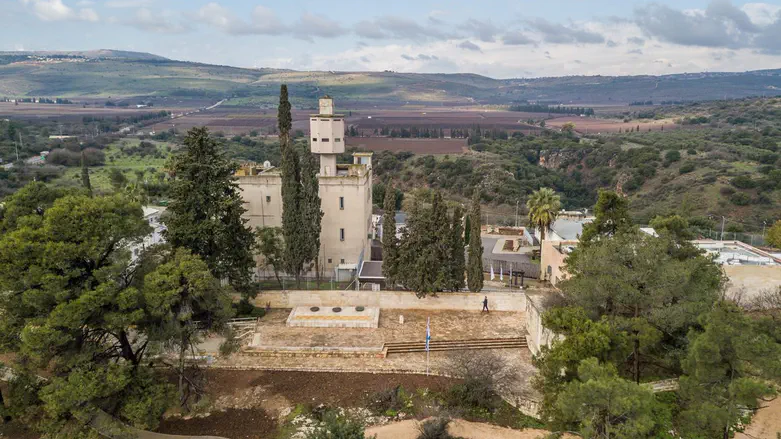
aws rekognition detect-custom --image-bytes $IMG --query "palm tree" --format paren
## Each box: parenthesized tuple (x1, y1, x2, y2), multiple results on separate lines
(527, 187, 561, 255)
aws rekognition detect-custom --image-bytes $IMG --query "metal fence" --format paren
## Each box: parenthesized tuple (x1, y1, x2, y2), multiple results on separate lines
(482, 257, 541, 281)
(696, 229, 768, 247)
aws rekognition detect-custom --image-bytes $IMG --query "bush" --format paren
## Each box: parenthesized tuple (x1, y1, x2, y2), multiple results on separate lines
(369, 386, 411, 416)
(445, 352, 514, 412)
(731, 175, 756, 189)
(417, 418, 453, 439)
(305, 413, 369, 439)
(664, 150, 681, 163)
(730, 192, 751, 206)
(679, 162, 696, 174)
(234, 299, 265, 318)
(46, 148, 105, 167)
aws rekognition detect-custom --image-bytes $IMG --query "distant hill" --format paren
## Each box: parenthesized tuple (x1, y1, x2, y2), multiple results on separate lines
(1, 50, 780, 105)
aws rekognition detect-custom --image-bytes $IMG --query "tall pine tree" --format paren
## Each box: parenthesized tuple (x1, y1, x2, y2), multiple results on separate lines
(381, 183, 399, 287)
(467, 191, 484, 292)
(449, 206, 466, 291)
(430, 192, 451, 291)
(164, 127, 256, 297)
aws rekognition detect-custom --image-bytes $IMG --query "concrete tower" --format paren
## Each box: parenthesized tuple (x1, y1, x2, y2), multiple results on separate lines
(309, 96, 345, 176)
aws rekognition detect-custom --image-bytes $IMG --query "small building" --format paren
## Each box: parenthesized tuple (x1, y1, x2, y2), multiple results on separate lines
(693, 240, 781, 301)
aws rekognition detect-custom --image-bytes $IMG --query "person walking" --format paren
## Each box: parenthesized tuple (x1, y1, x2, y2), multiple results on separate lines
(482, 296, 489, 313)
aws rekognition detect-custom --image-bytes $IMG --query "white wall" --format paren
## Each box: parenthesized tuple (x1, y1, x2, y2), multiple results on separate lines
(525, 294, 560, 355)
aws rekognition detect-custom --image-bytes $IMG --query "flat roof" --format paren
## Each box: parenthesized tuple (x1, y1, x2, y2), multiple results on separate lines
(551, 218, 594, 241)
(694, 240, 781, 266)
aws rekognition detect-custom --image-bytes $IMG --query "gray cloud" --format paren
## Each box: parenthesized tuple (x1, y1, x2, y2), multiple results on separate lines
(606, 40, 618, 47)
(459, 19, 499, 42)
(634, 1, 756, 49)
(627, 37, 645, 45)
(526, 18, 605, 44)
(192, 3, 286, 36)
(628, 48, 643, 55)
(458, 40, 482, 52)
(354, 16, 455, 41)
(634, 1, 781, 53)
(502, 31, 535, 45)
(295, 13, 346, 39)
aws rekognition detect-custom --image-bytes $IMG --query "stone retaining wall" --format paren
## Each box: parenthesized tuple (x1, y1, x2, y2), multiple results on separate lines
(252, 290, 527, 311)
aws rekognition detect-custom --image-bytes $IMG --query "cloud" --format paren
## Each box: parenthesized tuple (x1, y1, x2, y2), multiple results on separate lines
(458, 40, 482, 52)
(460, 19, 499, 42)
(295, 12, 346, 40)
(606, 40, 618, 47)
(627, 36, 645, 45)
(526, 18, 605, 44)
(125, 8, 189, 34)
(21, 0, 98, 22)
(544, 50, 552, 58)
(401, 53, 439, 61)
(354, 16, 455, 41)
(193, 2, 286, 35)
(502, 31, 535, 45)
(634, 2, 750, 48)
(105, 0, 152, 7)
(628, 48, 643, 55)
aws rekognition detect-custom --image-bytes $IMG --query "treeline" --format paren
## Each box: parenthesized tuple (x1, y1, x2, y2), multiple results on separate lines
(83, 110, 170, 126)
(509, 103, 594, 116)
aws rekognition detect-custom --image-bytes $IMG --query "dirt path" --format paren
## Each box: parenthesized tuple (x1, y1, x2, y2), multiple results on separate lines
(735, 397, 781, 439)
(366, 419, 570, 439)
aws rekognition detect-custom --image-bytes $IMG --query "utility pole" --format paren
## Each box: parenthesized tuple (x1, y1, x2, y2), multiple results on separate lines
(720, 216, 726, 241)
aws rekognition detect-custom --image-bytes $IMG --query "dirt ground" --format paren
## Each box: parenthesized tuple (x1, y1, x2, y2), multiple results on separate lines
(545, 115, 683, 134)
(735, 397, 781, 439)
(367, 419, 571, 439)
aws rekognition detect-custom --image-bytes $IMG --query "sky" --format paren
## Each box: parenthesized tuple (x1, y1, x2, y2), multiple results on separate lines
(2, 0, 781, 78)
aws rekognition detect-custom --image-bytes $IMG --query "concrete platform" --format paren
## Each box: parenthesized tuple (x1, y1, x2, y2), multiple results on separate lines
(286, 305, 380, 328)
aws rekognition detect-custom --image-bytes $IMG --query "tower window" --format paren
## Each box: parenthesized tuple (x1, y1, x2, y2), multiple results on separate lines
(335, 138, 341, 142)
(339, 196, 344, 210)
(321, 138, 330, 142)
(340, 228, 345, 241)
(340, 258, 345, 264)
(312, 137, 317, 142)
(266, 196, 271, 203)
(328, 258, 332, 264)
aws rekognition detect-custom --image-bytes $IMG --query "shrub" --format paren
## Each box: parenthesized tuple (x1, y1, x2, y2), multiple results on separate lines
(234, 299, 265, 318)
(417, 418, 453, 439)
(729, 192, 751, 206)
(369, 386, 411, 415)
(679, 162, 696, 174)
(305, 413, 369, 439)
(720, 186, 736, 196)
(664, 150, 681, 163)
(445, 352, 514, 412)
(731, 175, 756, 189)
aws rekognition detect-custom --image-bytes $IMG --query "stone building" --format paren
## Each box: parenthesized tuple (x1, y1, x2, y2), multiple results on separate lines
(236, 97, 373, 280)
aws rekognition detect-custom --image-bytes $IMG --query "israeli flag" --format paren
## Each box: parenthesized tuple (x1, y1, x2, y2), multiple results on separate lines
(425, 317, 431, 352)
(490, 264, 495, 280)
(500, 263, 504, 281)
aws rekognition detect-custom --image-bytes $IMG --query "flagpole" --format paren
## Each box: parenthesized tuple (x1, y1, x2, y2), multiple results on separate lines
(426, 317, 430, 376)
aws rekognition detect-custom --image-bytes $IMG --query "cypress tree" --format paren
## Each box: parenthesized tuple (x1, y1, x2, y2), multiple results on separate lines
(278, 85, 306, 286)
(467, 191, 484, 292)
(80, 150, 92, 197)
(381, 183, 399, 287)
(449, 205, 466, 291)
(430, 192, 450, 291)
(299, 143, 323, 280)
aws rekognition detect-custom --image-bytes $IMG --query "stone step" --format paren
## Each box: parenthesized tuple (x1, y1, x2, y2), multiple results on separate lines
(384, 337, 527, 355)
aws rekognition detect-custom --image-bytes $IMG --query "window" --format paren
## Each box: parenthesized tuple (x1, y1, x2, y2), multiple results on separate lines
(335, 138, 341, 142)
(266, 196, 271, 203)
(312, 137, 317, 142)
(334, 119, 341, 121)
(310, 118, 316, 121)
(339, 196, 344, 210)
(328, 258, 332, 264)
(322, 138, 330, 142)
(340, 259, 345, 264)
(340, 228, 345, 241)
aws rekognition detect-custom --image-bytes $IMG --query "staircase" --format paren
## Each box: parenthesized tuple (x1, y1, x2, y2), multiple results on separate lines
(384, 337, 528, 356)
